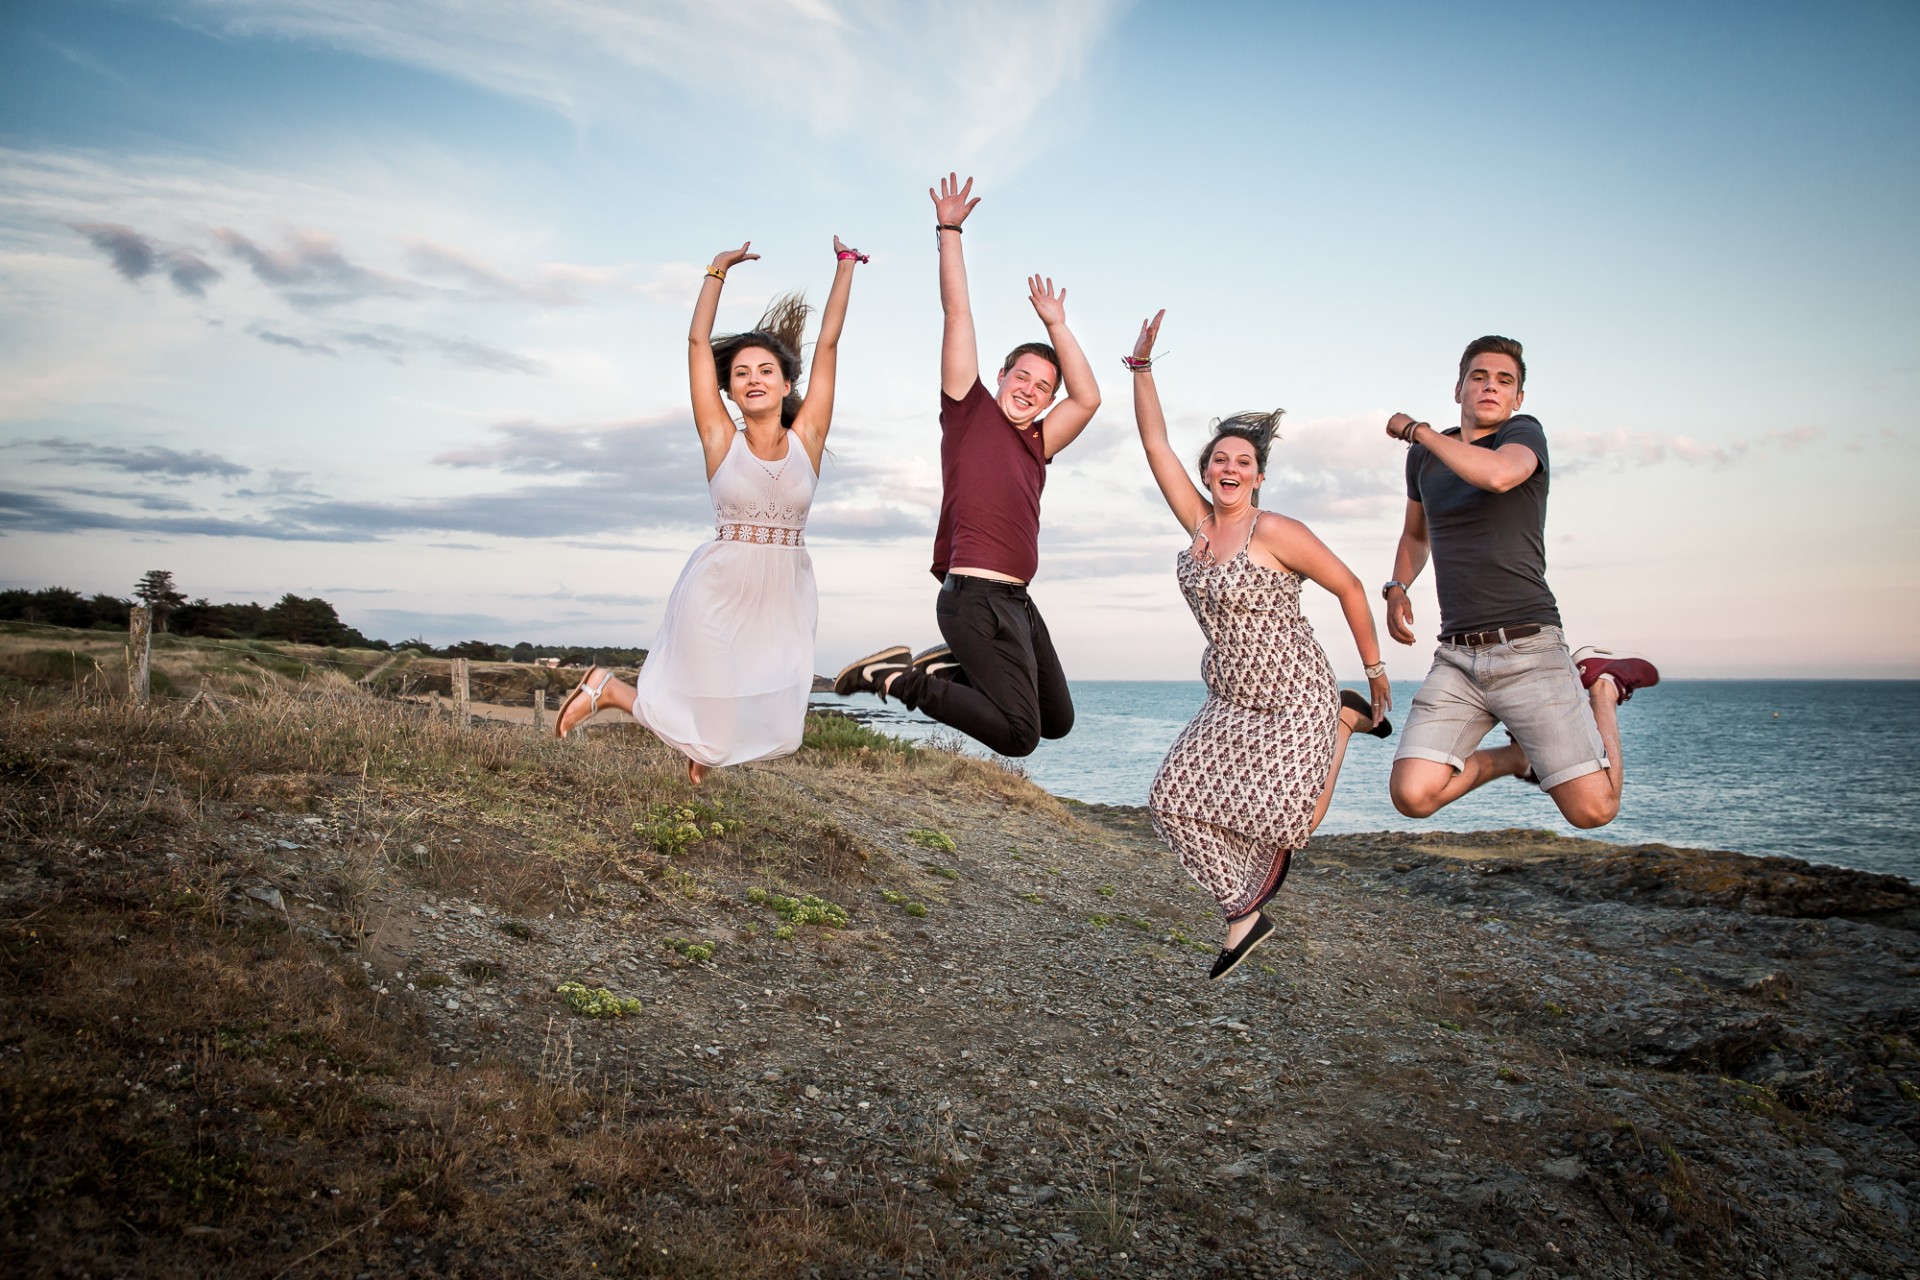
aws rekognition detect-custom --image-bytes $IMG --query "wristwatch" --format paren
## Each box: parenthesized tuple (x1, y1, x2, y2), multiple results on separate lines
(1381, 580, 1407, 600)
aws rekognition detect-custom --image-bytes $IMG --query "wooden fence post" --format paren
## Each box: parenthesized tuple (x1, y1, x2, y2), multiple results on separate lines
(451, 658, 470, 727)
(127, 607, 152, 706)
(532, 688, 546, 735)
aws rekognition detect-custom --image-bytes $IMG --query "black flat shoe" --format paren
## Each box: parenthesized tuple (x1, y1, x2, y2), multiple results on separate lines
(1209, 913, 1275, 981)
(1340, 689, 1392, 738)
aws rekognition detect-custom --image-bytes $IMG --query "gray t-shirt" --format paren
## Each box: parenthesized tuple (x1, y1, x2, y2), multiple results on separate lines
(1404, 414, 1560, 635)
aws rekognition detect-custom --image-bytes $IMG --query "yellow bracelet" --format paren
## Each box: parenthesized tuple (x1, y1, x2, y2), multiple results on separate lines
(705, 266, 726, 282)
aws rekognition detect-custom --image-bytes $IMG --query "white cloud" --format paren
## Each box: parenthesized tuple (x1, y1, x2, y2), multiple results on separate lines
(162, 0, 1131, 163)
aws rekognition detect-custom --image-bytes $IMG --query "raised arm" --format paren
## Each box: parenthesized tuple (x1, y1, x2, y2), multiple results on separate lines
(690, 242, 760, 473)
(1384, 499, 1430, 645)
(1030, 276, 1101, 458)
(1259, 514, 1393, 719)
(1386, 414, 1538, 492)
(1128, 310, 1208, 531)
(932, 173, 980, 400)
(790, 235, 864, 470)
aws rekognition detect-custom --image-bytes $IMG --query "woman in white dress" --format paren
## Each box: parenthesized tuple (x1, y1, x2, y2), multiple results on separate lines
(554, 237, 864, 783)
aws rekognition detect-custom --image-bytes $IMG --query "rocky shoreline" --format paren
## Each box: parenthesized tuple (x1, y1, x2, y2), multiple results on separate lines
(4, 699, 1917, 1278)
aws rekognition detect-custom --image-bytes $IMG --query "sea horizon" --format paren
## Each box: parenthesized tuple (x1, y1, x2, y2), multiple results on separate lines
(813, 677, 1920, 883)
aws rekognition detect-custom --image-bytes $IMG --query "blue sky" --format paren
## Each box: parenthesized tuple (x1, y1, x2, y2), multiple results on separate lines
(2, 0, 1916, 677)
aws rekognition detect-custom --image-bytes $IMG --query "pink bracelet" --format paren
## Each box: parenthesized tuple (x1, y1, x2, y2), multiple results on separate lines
(1121, 355, 1152, 372)
(837, 249, 870, 263)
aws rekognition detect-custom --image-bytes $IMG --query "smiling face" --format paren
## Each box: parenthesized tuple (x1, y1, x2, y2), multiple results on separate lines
(726, 345, 792, 416)
(1202, 434, 1265, 510)
(1454, 352, 1525, 432)
(994, 353, 1059, 426)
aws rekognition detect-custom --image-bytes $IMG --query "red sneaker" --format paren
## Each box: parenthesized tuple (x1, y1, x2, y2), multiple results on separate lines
(1573, 647, 1659, 703)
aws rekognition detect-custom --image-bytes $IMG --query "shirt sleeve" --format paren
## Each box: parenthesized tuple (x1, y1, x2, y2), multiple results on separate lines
(1404, 442, 1425, 503)
(1501, 417, 1549, 480)
(939, 377, 987, 441)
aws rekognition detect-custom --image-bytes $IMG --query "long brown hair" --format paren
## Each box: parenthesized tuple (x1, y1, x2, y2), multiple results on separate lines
(712, 293, 811, 428)
(1197, 410, 1284, 506)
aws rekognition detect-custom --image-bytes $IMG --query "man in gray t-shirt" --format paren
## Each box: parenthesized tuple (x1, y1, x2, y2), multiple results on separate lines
(1380, 336, 1658, 830)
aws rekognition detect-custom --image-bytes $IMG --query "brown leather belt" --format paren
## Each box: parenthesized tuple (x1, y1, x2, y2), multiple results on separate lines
(1439, 623, 1548, 647)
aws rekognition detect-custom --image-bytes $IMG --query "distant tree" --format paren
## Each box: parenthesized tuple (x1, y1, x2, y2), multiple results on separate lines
(510, 642, 535, 663)
(259, 594, 354, 646)
(88, 594, 131, 629)
(133, 571, 187, 632)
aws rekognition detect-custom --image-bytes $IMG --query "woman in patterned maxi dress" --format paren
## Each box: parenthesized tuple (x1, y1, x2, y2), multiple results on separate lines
(552, 237, 864, 784)
(1127, 311, 1395, 979)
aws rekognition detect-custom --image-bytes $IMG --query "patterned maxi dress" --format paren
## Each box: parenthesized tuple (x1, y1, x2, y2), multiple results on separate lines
(630, 430, 819, 767)
(1148, 525, 1340, 920)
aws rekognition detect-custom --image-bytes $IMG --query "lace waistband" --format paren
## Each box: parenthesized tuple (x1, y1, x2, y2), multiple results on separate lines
(716, 523, 805, 547)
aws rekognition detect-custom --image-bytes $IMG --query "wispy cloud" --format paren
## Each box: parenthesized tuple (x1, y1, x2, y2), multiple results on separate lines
(250, 325, 337, 356)
(404, 240, 615, 307)
(69, 222, 223, 297)
(214, 227, 417, 307)
(0, 488, 363, 541)
(335, 324, 546, 374)
(162, 0, 1131, 164)
(28, 437, 250, 479)
(1553, 425, 1822, 472)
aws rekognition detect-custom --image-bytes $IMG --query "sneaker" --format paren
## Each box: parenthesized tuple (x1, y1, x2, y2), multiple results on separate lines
(912, 643, 960, 681)
(833, 644, 910, 697)
(1573, 646, 1659, 703)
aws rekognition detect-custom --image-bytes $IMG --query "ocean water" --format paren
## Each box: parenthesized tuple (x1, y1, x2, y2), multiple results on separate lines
(811, 680, 1920, 881)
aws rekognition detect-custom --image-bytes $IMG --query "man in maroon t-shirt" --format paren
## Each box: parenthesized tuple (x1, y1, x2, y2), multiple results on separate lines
(832, 173, 1101, 756)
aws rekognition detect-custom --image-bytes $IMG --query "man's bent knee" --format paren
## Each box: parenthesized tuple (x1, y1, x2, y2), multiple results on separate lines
(1549, 779, 1618, 829)
(1390, 761, 1452, 819)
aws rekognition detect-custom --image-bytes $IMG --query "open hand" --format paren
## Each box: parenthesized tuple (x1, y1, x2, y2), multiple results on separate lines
(930, 173, 980, 227)
(710, 242, 758, 273)
(1133, 309, 1165, 362)
(1028, 275, 1067, 327)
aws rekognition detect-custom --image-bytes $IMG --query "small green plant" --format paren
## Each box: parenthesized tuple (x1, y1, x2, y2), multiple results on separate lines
(1020, 891, 1045, 905)
(1166, 927, 1212, 954)
(634, 799, 739, 857)
(665, 937, 715, 963)
(801, 713, 913, 757)
(880, 889, 926, 916)
(773, 924, 795, 941)
(908, 828, 956, 854)
(557, 981, 642, 1018)
(1096, 884, 1115, 897)
(926, 864, 959, 881)
(746, 886, 848, 928)
(1087, 914, 1112, 930)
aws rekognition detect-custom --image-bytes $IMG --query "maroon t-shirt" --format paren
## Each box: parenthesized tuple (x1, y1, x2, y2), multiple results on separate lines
(930, 378, 1050, 582)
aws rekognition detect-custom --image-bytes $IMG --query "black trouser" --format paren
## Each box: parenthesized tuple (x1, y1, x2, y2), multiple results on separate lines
(891, 574, 1074, 758)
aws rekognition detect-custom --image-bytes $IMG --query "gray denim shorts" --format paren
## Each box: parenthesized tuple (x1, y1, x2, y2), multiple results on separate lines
(1393, 625, 1608, 790)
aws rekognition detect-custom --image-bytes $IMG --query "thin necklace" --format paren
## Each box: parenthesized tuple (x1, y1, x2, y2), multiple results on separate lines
(741, 431, 789, 482)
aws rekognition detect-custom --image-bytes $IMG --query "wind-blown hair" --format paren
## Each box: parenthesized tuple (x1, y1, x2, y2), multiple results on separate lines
(1197, 410, 1284, 504)
(712, 293, 811, 428)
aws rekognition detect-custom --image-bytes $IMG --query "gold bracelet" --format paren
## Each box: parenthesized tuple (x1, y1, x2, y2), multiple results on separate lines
(705, 266, 726, 282)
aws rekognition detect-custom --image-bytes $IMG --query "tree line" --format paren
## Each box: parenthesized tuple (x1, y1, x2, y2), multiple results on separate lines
(0, 571, 644, 665)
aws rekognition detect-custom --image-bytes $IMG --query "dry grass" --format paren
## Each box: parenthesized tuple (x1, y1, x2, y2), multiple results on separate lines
(0, 684, 1010, 1277)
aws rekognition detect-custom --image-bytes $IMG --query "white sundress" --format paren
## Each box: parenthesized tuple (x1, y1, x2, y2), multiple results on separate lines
(631, 431, 819, 767)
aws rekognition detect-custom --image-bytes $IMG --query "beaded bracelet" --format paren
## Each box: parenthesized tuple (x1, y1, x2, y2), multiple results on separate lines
(836, 249, 870, 263)
(1363, 661, 1388, 679)
(935, 223, 964, 234)
(1121, 355, 1153, 372)
(704, 266, 727, 281)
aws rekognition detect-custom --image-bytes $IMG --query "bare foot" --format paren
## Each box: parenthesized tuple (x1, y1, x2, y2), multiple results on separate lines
(554, 667, 607, 738)
(687, 760, 709, 786)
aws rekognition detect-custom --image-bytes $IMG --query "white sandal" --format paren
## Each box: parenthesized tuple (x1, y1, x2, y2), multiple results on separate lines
(553, 667, 613, 738)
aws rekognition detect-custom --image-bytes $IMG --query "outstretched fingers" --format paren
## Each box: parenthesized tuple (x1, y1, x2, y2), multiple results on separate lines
(711, 241, 759, 272)
(1027, 274, 1066, 324)
(1134, 308, 1165, 360)
(931, 172, 980, 224)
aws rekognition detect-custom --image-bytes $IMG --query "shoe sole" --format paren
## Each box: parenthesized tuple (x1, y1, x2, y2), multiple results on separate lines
(1573, 646, 1660, 697)
(834, 645, 910, 696)
(1210, 914, 1275, 981)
